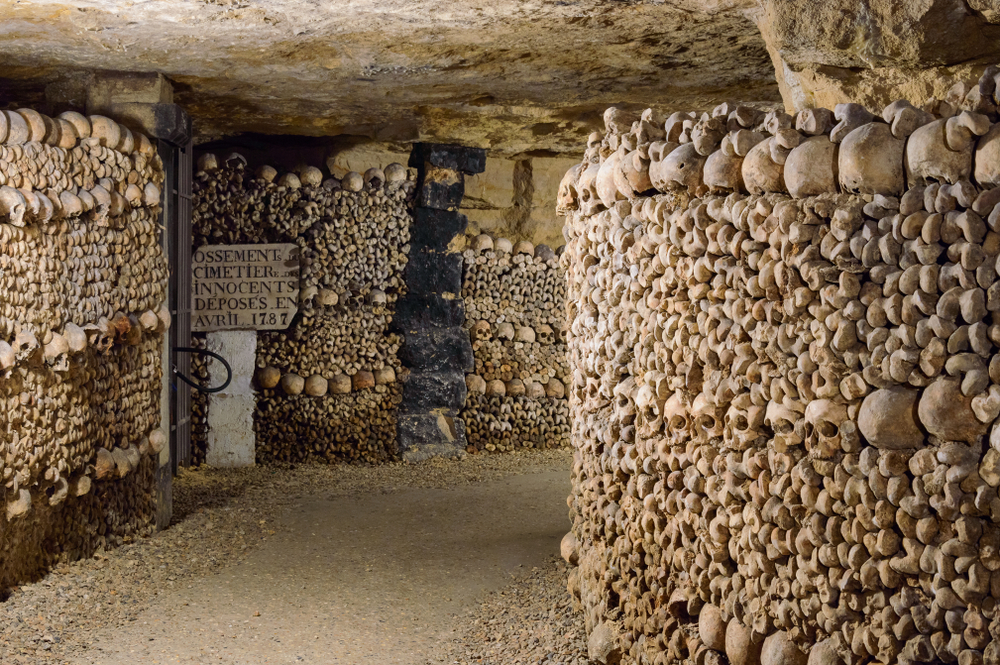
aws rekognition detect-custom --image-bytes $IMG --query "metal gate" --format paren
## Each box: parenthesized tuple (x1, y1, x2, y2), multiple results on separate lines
(161, 139, 194, 472)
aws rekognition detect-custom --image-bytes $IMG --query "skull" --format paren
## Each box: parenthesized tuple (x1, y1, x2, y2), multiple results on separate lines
(536, 324, 554, 345)
(703, 144, 744, 193)
(514, 326, 535, 343)
(741, 139, 786, 195)
(596, 150, 625, 209)
(0, 186, 26, 226)
(366, 289, 387, 307)
(803, 399, 850, 458)
(469, 321, 492, 341)
(650, 142, 706, 193)
(724, 396, 764, 450)
(614, 149, 652, 200)
(495, 322, 515, 341)
(471, 234, 494, 252)
(124, 183, 144, 207)
(784, 135, 838, 198)
(43, 332, 71, 372)
(59, 190, 83, 217)
(613, 376, 638, 423)
(364, 167, 385, 189)
(764, 400, 804, 450)
(839, 122, 905, 195)
(89, 185, 112, 225)
(577, 162, 604, 216)
(86, 318, 115, 354)
(906, 118, 974, 185)
(662, 392, 691, 444)
(691, 393, 724, 441)
(11, 329, 40, 364)
(0, 340, 14, 371)
(557, 163, 584, 214)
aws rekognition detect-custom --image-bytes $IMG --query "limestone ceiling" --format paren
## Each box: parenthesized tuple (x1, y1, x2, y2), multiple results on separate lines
(1, 1, 1000, 153)
(0, 0, 778, 153)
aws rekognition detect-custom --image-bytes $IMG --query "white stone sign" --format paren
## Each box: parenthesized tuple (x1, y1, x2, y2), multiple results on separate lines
(192, 243, 299, 331)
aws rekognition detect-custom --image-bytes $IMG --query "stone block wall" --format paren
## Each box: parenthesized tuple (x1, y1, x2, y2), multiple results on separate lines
(0, 107, 169, 590)
(191, 155, 412, 464)
(561, 68, 1000, 665)
(459, 233, 571, 453)
(392, 143, 485, 462)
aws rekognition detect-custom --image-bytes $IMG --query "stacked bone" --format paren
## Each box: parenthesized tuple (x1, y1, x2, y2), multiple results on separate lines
(560, 68, 1000, 665)
(256, 304, 401, 380)
(254, 384, 402, 464)
(0, 108, 169, 590)
(460, 233, 570, 452)
(190, 335, 209, 466)
(193, 153, 413, 464)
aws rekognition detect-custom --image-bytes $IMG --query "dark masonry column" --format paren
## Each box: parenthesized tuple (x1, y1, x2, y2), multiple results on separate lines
(393, 143, 485, 462)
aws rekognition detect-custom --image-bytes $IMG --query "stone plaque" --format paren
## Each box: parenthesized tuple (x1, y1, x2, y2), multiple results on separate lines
(192, 244, 299, 331)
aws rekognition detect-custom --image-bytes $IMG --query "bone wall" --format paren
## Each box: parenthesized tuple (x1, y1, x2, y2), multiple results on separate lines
(191, 154, 413, 464)
(459, 233, 571, 453)
(561, 69, 1000, 665)
(0, 108, 169, 590)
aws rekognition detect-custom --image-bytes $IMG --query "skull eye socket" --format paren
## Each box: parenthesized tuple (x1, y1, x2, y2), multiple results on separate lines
(772, 420, 794, 434)
(732, 415, 748, 430)
(818, 421, 839, 437)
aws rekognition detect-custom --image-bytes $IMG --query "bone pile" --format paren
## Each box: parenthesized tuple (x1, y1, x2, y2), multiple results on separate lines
(193, 153, 414, 464)
(0, 108, 169, 589)
(560, 68, 1000, 665)
(189, 336, 209, 466)
(459, 233, 571, 452)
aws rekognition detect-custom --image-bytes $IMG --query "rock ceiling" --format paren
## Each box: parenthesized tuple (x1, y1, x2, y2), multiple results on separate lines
(0, 0, 999, 153)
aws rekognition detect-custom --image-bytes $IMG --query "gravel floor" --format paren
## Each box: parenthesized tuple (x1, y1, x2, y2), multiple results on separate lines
(435, 557, 589, 665)
(0, 449, 586, 665)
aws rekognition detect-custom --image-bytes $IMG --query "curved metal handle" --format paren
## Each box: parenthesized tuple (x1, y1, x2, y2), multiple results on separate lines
(174, 347, 233, 394)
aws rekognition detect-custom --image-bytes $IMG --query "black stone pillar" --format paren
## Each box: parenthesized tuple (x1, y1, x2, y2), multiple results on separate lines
(394, 144, 485, 462)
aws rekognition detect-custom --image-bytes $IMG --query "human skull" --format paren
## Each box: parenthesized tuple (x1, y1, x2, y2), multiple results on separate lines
(577, 162, 603, 216)
(662, 392, 691, 444)
(364, 167, 385, 189)
(703, 144, 744, 193)
(12, 329, 40, 364)
(471, 234, 494, 252)
(906, 118, 974, 185)
(496, 322, 515, 340)
(556, 163, 583, 213)
(89, 185, 112, 225)
(839, 122, 905, 195)
(650, 143, 706, 193)
(536, 324, 555, 345)
(784, 135, 838, 198)
(43, 332, 71, 372)
(0, 186, 26, 226)
(803, 399, 849, 458)
(765, 400, 804, 449)
(86, 318, 116, 354)
(470, 320, 491, 341)
(691, 393, 724, 441)
(724, 397, 764, 450)
(514, 326, 535, 343)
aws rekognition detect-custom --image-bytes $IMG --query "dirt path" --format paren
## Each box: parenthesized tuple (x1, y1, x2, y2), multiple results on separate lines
(66, 470, 570, 664)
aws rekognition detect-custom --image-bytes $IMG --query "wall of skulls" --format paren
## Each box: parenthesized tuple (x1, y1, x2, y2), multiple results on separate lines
(192, 155, 412, 464)
(0, 107, 169, 590)
(560, 68, 1000, 665)
(459, 232, 570, 452)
